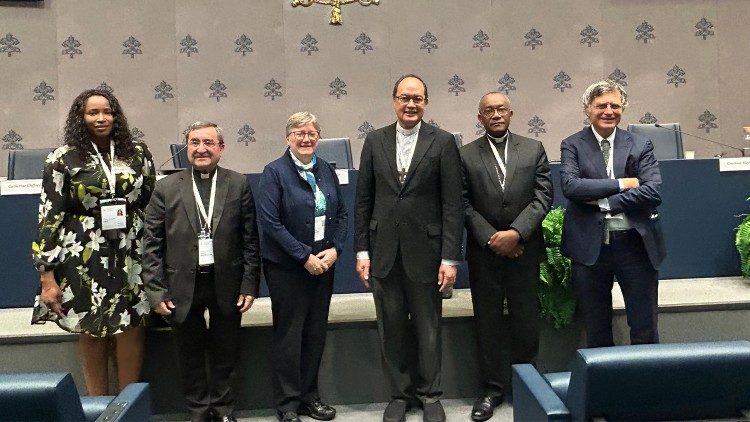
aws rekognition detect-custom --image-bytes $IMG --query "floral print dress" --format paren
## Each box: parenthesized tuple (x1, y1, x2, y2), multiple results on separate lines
(32, 143, 155, 337)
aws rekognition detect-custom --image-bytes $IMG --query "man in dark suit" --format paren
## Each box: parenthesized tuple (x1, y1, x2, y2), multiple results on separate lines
(560, 80, 666, 348)
(142, 121, 260, 422)
(355, 74, 463, 422)
(460, 92, 552, 421)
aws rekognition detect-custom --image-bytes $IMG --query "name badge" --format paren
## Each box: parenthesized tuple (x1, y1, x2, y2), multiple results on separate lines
(100, 198, 127, 231)
(314, 215, 325, 242)
(198, 236, 215, 266)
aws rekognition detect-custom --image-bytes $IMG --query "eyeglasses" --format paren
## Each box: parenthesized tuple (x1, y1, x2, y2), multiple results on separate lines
(188, 139, 221, 148)
(480, 107, 511, 118)
(288, 130, 320, 141)
(592, 103, 623, 111)
(394, 95, 426, 105)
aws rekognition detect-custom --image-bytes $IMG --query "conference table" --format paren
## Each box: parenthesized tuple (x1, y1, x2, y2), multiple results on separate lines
(1, 159, 746, 308)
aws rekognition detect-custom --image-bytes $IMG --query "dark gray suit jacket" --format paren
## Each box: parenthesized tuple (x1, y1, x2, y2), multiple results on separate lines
(560, 127, 666, 269)
(141, 167, 261, 323)
(355, 122, 464, 284)
(460, 133, 553, 264)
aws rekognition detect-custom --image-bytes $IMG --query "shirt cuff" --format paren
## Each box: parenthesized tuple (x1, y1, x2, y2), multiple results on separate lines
(618, 178, 625, 191)
(598, 197, 611, 212)
(441, 259, 460, 266)
(356, 251, 370, 260)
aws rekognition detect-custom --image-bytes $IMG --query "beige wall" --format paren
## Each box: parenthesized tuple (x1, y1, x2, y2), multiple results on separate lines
(1, 0, 748, 175)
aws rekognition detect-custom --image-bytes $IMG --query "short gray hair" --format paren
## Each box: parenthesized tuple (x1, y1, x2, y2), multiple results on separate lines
(286, 111, 321, 135)
(478, 91, 512, 112)
(185, 121, 224, 144)
(581, 80, 628, 110)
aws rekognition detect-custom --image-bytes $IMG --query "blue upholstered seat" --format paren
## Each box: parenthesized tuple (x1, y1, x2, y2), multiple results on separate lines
(513, 341, 750, 421)
(170, 143, 189, 169)
(316, 137, 353, 169)
(626, 123, 684, 160)
(7, 148, 55, 180)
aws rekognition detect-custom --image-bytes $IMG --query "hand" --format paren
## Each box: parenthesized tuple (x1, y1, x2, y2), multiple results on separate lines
(437, 264, 457, 293)
(237, 294, 255, 313)
(507, 244, 525, 259)
(316, 248, 338, 271)
(40, 272, 64, 318)
(153, 300, 175, 316)
(621, 178, 640, 189)
(356, 259, 370, 289)
(304, 254, 329, 275)
(488, 229, 521, 256)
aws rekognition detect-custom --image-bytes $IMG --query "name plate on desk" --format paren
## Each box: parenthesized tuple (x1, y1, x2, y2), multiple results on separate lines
(0, 179, 42, 196)
(719, 157, 750, 172)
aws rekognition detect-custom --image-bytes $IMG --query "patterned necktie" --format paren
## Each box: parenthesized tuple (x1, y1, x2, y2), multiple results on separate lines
(601, 138, 611, 169)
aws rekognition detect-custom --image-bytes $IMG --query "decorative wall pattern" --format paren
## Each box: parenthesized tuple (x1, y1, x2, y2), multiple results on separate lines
(0, 0, 748, 175)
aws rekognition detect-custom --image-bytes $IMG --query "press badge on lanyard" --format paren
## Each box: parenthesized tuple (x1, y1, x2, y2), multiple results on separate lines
(92, 141, 127, 231)
(192, 171, 217, 266)
(314, 215, 325, 242)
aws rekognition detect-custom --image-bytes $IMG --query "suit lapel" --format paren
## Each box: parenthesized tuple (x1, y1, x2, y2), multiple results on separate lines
(581, 129, 608, 178)
(503, 132, 520, 188)
(402, 122, 434, 191)
(379, 123, 401, 186)
(613, 129, 633, 178)
(179, 170, 201, 236)
(478, 136, 504, 193)
(211, 167, 229, 232)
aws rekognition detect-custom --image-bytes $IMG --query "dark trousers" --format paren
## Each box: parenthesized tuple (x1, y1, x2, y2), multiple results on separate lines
(469, 254, 540, 396)
(371, 255, 442, 403)
(572, 229, 659, 348)
(265, 260, 334, 413)
(171, 270, 242, 422)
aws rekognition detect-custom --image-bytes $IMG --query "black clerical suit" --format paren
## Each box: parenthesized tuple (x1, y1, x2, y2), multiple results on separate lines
(460, 132, 552, 397)
(142, 167, 260, 420)
(355, 121, 463, 402)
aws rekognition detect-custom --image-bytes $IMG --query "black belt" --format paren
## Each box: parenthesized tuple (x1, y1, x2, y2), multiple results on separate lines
(608, 229, 635, 241)
(197, 265, 214, 275)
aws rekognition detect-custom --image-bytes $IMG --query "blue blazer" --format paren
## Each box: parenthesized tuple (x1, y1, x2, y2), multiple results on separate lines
(257, 150, 348, 267)
(560, 127, 666, 269)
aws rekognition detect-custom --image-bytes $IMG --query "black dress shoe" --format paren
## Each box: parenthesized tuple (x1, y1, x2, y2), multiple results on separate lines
(277, 410, 301, 422)
(470, 395, 504, 421)
(298, 398, 336, 420)
(422, 401, 446, 422)
(217, 415, 237, 422)
(383, 398, 409, 422)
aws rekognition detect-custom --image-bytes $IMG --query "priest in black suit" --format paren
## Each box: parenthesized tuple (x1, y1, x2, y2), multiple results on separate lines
(354, 74, 463, 422)
(460, 92, 552, 421)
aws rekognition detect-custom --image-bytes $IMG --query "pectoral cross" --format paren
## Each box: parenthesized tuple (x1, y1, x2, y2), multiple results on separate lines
(291, 0, 380, 25)
(398, 167, 407, 184)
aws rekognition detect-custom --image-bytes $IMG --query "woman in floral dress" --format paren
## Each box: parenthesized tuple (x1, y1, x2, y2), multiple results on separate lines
(32, 89, 155, 395)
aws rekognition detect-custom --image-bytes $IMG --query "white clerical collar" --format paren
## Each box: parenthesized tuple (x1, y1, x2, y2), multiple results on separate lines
(591, 126, 616, 145)
(486, 131, 509, 144)
(396, 121, 421, 137)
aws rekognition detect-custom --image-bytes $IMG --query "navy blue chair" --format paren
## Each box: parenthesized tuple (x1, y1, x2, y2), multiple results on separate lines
(316, 137, 353, 169)
(0, 372, 151, 421)
(513, 341, 750, 421)
(626, 123, 684, 160)
(169, 143, 189, 169)
(7, 148, 55, 180)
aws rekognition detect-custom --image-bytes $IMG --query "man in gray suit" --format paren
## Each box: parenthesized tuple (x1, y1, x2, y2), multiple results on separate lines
(460, 92, 552, 421)
(142, 121, 260, 422)
(355, 74, 463, 422)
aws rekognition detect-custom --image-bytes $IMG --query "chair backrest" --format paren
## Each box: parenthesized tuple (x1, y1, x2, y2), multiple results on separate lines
(626, 123, 684, 160)
(451, 132, 463, 148)
(169, 143, 189, 169)
(316, 137, 353, 169)
(7, 148, 55, 180)
(565, 341, 750, 421)
(0, 372, 86, 421)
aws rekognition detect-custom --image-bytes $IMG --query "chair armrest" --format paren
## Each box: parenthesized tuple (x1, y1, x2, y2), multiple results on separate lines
(95, 383, 151, 422)
(512, 364, 571, 422)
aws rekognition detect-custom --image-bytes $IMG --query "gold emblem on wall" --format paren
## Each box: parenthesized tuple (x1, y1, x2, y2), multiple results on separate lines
(291, 0, 379, 25)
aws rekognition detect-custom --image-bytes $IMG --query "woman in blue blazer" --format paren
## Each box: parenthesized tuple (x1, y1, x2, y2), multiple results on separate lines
(257, 112, 348, 422)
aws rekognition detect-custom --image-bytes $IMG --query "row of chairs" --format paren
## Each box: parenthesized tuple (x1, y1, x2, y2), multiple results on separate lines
(4, 126, 683, 179)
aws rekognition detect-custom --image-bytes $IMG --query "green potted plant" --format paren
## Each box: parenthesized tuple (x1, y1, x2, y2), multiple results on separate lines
(539, 207, 576, 328)
(736, 197, 750, 278)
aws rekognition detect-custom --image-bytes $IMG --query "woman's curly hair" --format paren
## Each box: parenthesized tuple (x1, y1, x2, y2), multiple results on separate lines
(64, 89, 136, 160)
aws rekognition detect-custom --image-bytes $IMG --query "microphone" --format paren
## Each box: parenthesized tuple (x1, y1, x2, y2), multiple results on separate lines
(654, 123, 746, 157)
(157, 143, 188, 170)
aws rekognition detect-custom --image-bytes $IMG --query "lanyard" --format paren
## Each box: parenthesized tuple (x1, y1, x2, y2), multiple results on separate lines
(487, 137, 509, 189)
(91, 140, 116, 197)
(191, 170, 217, 236)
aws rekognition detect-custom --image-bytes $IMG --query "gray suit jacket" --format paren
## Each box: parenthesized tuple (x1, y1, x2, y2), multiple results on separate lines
(141, 167, 260, 323)
(355, 122, 464, 284)
(460, 133, 553, 265)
